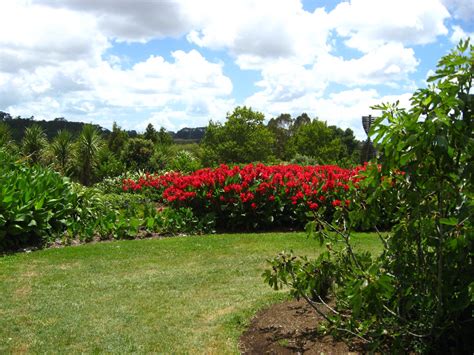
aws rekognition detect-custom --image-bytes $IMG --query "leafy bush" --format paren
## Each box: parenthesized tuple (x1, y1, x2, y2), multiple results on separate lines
(264, 40, 474, 353)
(169, 150, 202, 173)
(0, 148, 211, 251)
(152, 207, 215, 235)
(0, 150, 78, 250)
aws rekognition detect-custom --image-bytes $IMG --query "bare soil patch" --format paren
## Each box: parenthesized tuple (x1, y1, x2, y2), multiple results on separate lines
(239, 299, 361, 354)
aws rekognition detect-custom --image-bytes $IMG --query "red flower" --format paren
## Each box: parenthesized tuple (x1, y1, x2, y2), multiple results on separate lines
(332, 199, 341, 207)
(251, 202, 257, 209)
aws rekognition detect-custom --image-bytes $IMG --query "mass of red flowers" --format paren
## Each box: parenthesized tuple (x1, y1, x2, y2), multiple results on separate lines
(122, 163, 367, 229)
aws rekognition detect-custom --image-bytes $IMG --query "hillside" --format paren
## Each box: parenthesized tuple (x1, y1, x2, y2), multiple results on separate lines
(0, 111, 206, 142)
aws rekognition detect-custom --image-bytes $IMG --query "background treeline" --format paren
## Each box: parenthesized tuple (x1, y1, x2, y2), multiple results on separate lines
(0, 111, 206, 142)
(0, 106, 364, 186)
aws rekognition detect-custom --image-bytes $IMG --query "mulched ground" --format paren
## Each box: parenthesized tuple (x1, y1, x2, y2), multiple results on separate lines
(239, 299, 362, 354)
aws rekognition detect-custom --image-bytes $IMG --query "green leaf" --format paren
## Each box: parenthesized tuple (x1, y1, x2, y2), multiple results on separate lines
(440, 217, 457, 226)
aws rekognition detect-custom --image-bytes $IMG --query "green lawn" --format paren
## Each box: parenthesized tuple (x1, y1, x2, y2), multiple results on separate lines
(0, 232, 381, 353)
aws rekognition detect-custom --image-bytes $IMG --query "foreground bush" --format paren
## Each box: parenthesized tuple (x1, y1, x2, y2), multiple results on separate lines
(123, 163, 367, 230)
(264, 40, 474, 353)
(0, 153, 210, 251)
(0, 150, 78, 250)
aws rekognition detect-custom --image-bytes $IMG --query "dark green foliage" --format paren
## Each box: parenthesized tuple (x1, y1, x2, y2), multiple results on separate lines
(121, 137, 155, 171)
(48, 129, 74, 175)
(266, 113, 361, 164)
(144, 123, 159, 143)
(95, 147, 126, 180)
(0, 122, 17, 155)
(265, 40, 474, 353)
(0, 115, 106, 142)
(21, 124, 48, 165)
(157, 127, 173, 146)
(291, 120, 346, 163)
(201, 106, 274, 165)
(75, 124, 103, 186)
(267, 113, 294, 160)
(108, 122, 128, 155)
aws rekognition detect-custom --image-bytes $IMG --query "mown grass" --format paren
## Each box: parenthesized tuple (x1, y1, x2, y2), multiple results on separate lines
(0, 232, 381, 353)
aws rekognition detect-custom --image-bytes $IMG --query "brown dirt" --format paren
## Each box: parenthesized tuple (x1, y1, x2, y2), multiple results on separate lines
(239, 299, 361, 354)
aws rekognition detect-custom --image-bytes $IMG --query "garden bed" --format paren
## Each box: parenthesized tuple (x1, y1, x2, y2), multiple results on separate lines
(240, 299, 363, 354)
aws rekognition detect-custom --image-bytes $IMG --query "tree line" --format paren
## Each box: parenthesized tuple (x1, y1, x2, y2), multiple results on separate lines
(0, 106, 364, 185)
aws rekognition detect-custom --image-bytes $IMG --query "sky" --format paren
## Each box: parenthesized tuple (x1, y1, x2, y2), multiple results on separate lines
(0, 0, 473, 139)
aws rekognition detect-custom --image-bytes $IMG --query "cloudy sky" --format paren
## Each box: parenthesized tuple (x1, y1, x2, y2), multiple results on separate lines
(1, 0, 473, 138)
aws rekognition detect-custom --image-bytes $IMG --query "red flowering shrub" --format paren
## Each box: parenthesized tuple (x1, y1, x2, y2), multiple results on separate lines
(122, 163, 367, 230)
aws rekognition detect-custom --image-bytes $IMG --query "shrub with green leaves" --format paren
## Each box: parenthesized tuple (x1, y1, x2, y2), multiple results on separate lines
(0, 150, 78, 250)
(264, 40, 474, 353)
(169, 150, 202, 173)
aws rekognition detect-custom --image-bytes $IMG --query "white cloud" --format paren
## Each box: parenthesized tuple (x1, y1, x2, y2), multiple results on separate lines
(329, 0, 450, 52)
(35, 0, 195, 42)
(450, 25, 474, 43)
(314, 43, 419, 87)
(442, 0, 474, 22)
(187, 0, 331, 69)
(2, 47, 234, 131)
(0, 2, 108, 73)
(243, 42, 417, 126)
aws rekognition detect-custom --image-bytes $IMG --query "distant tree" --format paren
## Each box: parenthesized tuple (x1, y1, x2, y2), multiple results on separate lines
(75, 125, 103, 186)
(49, 130, 74, 175)
(267, 113, 294, 160)
(96, 147, 125, 180)
(108, 122, 128, 156)
(0, 122, 14, 148)
(293, 113, 311, 131)
(201, 106, 274, 165)
(291, 119, 345, 163)
(0, 111, 12, 121)
(330, 126, 362, 164)
(21, 124, 47, 165)
(157, 127, 173, 146)
(144, 123, 159, 143)
(121, 137, 155, 171)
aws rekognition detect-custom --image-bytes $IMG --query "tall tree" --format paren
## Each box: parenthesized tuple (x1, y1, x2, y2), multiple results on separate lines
(291, 119, 345, 163)
(144, 123, 159, 143)
(121, 137, 155, 171)
(49, 130, 73, 175)
(293, 113, 311, 131)
(21, 124, 47, 165)
(75, 124, 103, 185)
(157, 127, 173, 146)
(267, 113, 294, 160)
(201, 106, 274, 165)
(108, 122, 128, 156)
(0, 122, 16, 153)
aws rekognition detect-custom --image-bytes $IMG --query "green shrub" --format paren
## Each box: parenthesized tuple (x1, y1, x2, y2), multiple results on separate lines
(153, 207, 215, 235)
(265, 40, 474, 353)
(0, 150, 77, 250)
(169, 150, 202, 173)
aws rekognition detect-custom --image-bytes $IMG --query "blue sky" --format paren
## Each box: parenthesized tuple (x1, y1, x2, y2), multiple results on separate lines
(0, 0, 472, 138)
